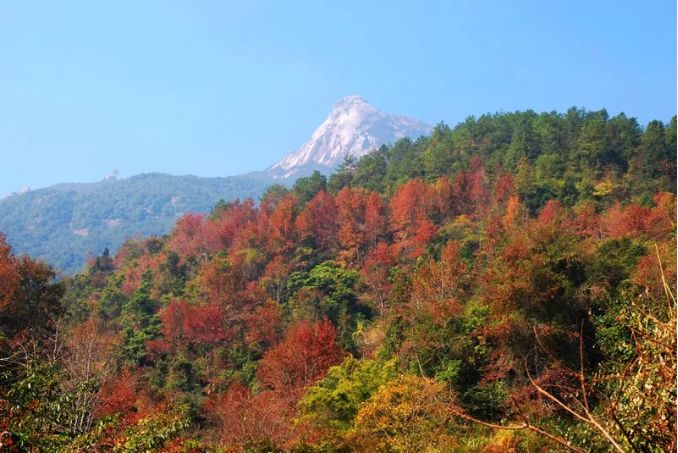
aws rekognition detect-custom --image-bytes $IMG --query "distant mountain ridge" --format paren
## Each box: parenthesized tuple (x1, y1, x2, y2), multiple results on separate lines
(267, 96, 431, 178)
(0, 96, 430, 273)
(0, 173, 272, 273)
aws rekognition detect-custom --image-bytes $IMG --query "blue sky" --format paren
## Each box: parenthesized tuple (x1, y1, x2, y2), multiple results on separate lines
(0, 0, 675, 195)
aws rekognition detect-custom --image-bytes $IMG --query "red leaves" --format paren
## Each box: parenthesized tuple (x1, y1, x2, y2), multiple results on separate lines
(568, 194, 673, 241)
(390, 180, 432, 232)
(296, 190, 339, 254)
(202, 318, 343, 448)
(494, 173, 516, 205)
(451, 170, 472, 214)
(538, 200, 565, 225)
(0, 253, 62, 343)
(121, 254, 164, 297)
(244, 301, 282, 347)
(362, 242, 396, 315)
(203, 384, 295, 447)
(451, 161, 489, 217)
(364, 191, 387, 245)
(168, 213, 205, 259)
(620, 204, 652, 237)
(169, 201, 260, 260)
(265, 195, 299, 255)
(199, 256, 241, 306)
(390, 180, 439, 260)
(409, 241, 467, 324)
(0, 234, 19, 312)
(154, 300, 227, 351)
(600, 200, 667, 239)
(335, 188, 368, 264)
(203, 199, 257, 253)
(257, 318, 343, 394)
(571, 202, 600, 237)
(96, 369, 138, 422)
(645, 192, 676, 240)
(335, 188, 387, 265)
(469, 166, 489, 208)
(413, 220, 437, 247)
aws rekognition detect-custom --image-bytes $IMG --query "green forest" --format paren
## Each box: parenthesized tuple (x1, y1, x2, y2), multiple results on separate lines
(0, 173, 273, 273)
(0, 108, 675, 452)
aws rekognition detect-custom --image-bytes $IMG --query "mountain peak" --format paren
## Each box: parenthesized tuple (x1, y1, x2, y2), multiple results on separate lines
(268, 96, 431, 178)
(332, 95, 370, 110)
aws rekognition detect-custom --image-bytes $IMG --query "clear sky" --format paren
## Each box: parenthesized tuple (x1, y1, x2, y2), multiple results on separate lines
(0, 0, 675, 196)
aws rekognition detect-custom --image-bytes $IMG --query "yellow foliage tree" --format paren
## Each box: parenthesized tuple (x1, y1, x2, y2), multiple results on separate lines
(349, 374, 458, 452)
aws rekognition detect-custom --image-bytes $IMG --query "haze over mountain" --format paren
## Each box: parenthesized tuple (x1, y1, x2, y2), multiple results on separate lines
(0, 96, 430, 273)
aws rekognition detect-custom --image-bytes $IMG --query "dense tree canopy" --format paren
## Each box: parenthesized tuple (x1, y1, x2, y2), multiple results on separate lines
(0, 109, 675, 451)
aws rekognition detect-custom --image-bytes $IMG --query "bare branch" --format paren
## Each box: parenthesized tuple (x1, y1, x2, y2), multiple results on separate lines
(578, 320, 590, 415)
(525, 363, 626, 453)
(450, 403, 583, 453)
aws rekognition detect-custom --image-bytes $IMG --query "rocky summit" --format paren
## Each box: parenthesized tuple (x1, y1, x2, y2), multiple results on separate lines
(267, 95, 431, 179)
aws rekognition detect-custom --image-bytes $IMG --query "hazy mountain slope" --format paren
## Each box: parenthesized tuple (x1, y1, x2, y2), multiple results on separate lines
(0, 173, 272, 273)
(267, 95, 431, 178)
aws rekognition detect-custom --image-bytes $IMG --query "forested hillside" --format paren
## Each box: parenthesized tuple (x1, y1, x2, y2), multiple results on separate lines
(0, 108, 675, 452)
(0, 173, 272, 273)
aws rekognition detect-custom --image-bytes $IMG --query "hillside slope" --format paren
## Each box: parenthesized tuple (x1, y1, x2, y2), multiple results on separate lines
(0, 173, 272, 273)
(0, 108, 674, 451)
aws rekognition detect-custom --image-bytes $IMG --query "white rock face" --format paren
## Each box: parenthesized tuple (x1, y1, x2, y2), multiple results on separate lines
(268, 95, 431, 178)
